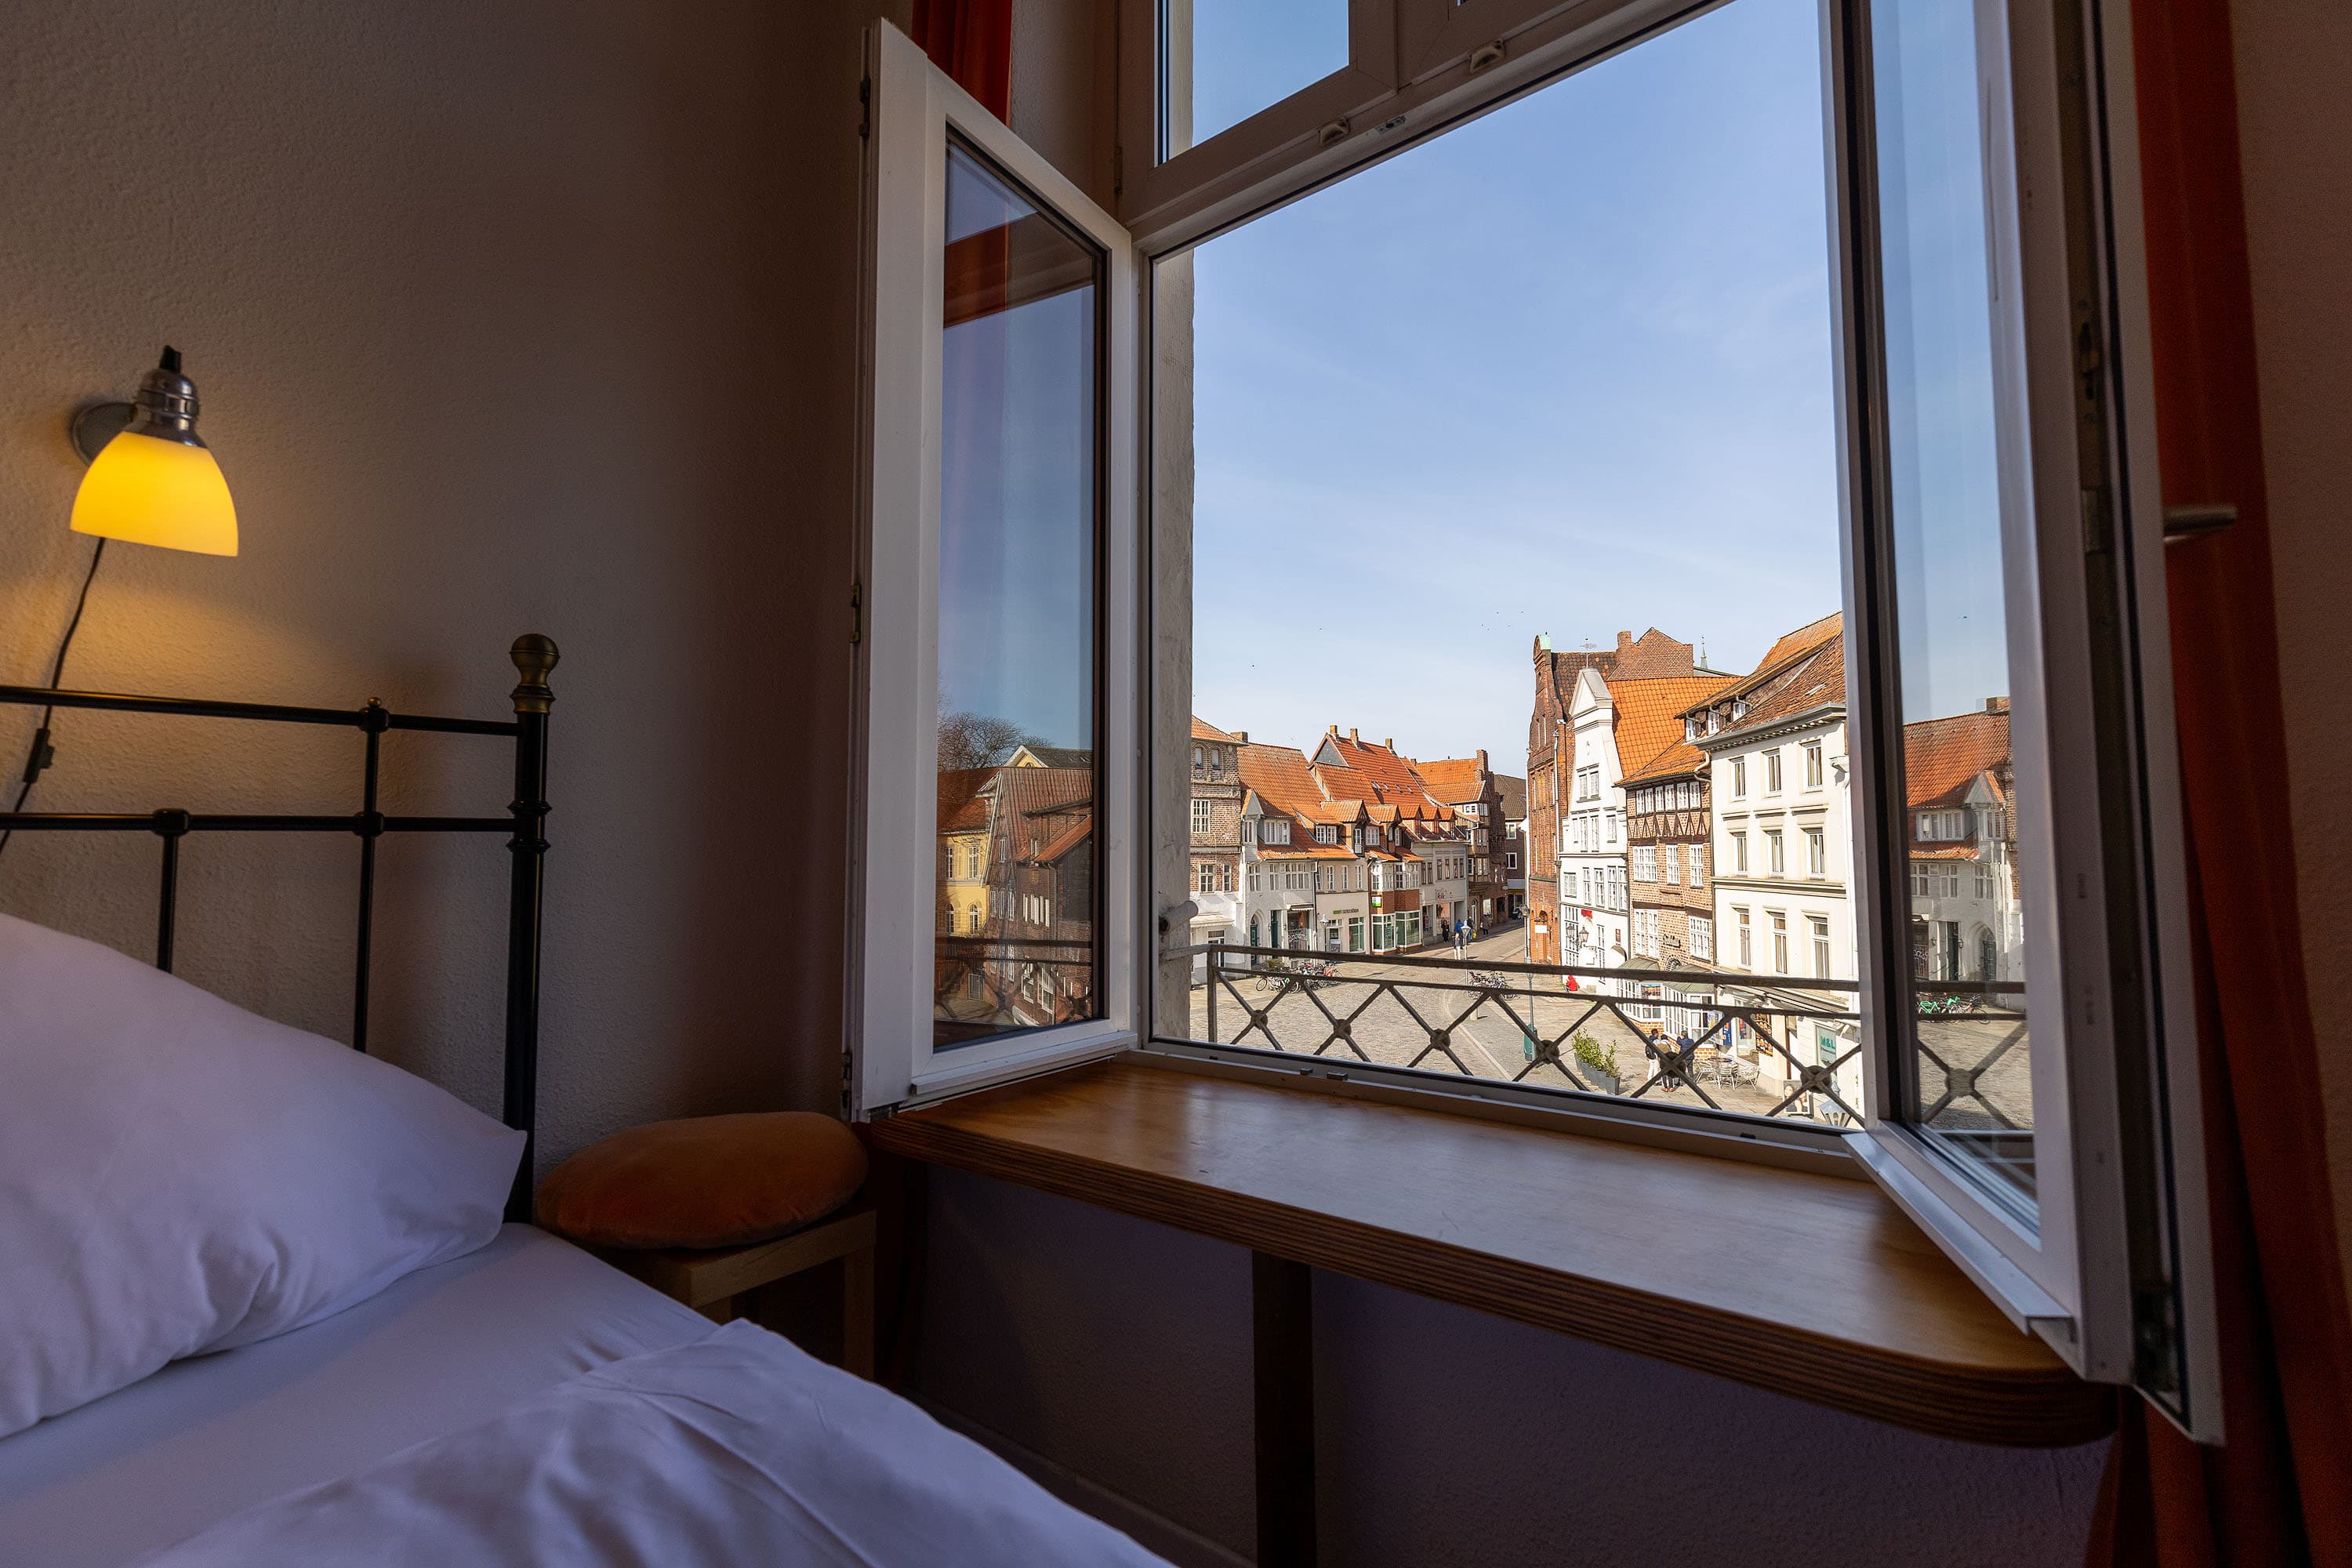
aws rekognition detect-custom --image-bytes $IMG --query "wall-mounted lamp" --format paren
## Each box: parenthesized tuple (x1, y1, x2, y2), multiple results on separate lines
(68, 347, 238, 556)
(1, 347, 240, 863)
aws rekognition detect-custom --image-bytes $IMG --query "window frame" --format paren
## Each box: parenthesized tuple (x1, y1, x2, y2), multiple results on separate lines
(1098, 0, 2214, 1432)
(852, 22, 1144, 1117)
(1824, 0, 2216, 1432)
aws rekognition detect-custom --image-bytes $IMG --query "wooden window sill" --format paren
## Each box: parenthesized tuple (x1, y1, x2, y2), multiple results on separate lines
(869, 1054, 2111, 1447)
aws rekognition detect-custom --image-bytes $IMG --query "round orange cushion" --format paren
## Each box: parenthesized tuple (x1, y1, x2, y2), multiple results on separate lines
(535, 1112, 867, 1250)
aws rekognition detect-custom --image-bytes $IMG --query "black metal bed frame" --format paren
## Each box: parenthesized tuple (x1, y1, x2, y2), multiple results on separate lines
(0, 634, 558, 1221)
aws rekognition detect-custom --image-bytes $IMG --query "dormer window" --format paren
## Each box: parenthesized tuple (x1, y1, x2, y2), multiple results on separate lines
(1314, 825, 1336, 844)
(1261, 819, 1290, 845)
(1707, 710, 1722, 735)
(1685, 717, 1698, 742)
(1731, 699, 1748, 720)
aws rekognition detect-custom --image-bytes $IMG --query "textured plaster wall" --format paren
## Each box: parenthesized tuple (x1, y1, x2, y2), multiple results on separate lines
(2230, 0, 2352, 1312)
(0, 1, 905, 1170)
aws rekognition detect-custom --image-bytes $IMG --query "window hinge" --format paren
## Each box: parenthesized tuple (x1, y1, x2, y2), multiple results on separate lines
(2081, 488, 2112, 556)
(850, 579, 862, 644)
(859, 76, 870, 140)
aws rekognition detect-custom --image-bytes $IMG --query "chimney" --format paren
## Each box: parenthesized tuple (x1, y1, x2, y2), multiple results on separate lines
(1476, 748, 1487, 770)
(1234, 730, 1248, 742)
(1349, 728, 1359, 744)
(1985, 697, 2006, 714)
(1383, 738, 1393, 751)
(1535, 633, 1551, 654)
(1616, 630, 1635, 655)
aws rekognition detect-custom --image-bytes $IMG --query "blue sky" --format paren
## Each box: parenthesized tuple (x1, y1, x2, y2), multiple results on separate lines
(1187, 0, 1849, 769)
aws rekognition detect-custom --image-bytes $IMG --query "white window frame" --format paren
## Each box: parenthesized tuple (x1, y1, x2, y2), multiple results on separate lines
(1827, 0, 2215, 1434)
(1190, 797, 1212, 836)
(1105, 0, 2214, 1436)
(851, 22, 1141, 1116)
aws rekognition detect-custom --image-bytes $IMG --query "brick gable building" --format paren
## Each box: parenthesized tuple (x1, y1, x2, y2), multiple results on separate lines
(1525, 628, 1702, 964)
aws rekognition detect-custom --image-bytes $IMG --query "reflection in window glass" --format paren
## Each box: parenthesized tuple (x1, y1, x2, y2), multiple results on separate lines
(1162, 0, 1349, 159)
(934, 140, 1103, 1051)
(1871, 0, 2034, 1214)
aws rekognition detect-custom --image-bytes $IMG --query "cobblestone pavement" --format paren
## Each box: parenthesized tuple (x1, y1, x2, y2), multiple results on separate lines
(1181, 923, 2034, 1137)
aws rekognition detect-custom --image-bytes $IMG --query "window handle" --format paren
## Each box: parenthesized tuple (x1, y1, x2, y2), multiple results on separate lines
(2161, 503, 2235, 544)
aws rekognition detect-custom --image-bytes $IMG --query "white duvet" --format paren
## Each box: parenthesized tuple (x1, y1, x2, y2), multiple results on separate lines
(134, 1321, 1165, 1567)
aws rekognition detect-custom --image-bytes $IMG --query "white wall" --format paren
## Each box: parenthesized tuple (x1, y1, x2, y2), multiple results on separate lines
(2232, 0, 2352, 1309)
(0, 0, 909, 1171)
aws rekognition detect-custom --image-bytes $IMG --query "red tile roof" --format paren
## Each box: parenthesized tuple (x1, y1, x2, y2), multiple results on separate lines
(1610, 676, 1737, 782)
(1682, 627, 1846, 743)
(1417, 757, 1486, 804)
(937, 768, 996, 833)
(1757, 612, 1841, 672)
(1030, 813, 1093, 864)
(1902, 708, 2010, 810)
(1192, 716, 1239, 743)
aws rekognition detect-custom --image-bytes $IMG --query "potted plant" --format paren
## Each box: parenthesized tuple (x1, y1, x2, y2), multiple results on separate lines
(1571, 1031, 1621, 1095)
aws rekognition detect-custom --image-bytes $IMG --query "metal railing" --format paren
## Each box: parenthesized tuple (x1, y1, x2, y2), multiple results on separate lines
(935, 934, 1094, 1042)
(1170, 942, 2031, 1134)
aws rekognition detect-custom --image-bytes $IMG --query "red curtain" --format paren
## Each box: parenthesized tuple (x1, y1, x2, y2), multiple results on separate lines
(909, 0, 1012, 122)
(2089, 0, 2352, 1561)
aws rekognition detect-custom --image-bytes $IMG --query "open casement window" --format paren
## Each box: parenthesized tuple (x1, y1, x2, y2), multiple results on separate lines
(1112, 0, 2216, 1444)
(1827, 0, 2218, 1437)
(852, 23, 1142, 1117)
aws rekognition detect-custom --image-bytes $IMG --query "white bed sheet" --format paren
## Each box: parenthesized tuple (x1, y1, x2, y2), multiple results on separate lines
(0, 1224, 713, 1568)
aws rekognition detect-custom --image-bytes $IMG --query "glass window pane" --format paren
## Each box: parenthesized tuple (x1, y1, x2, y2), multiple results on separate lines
(1162, 0, 1350, 160)
(935, 140, 1103, 1051)
(1869, 0, 2035, 1215)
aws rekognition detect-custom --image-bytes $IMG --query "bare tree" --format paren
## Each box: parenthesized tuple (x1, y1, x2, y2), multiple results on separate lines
(938, 707, 1044, 772)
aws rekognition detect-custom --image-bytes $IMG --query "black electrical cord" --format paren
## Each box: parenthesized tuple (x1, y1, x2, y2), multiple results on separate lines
(0, 537, 108, 862)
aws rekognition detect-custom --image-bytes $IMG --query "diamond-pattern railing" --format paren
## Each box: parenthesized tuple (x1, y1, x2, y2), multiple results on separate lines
(1189, 942, 1868, 1127)
(1909, 989, 2032, 1131)
(935, 935, 1093, 1038)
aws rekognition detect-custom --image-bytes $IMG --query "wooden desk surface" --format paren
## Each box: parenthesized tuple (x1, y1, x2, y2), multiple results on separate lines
(869, 1057, 2111, 1447)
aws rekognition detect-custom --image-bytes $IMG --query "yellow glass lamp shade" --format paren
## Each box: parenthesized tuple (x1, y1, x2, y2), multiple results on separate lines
(67, 347, 238, 557)
(71, 430, 238, 556)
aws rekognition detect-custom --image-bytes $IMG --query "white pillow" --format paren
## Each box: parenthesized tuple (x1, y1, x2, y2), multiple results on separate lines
(0, 913, 524, 1438)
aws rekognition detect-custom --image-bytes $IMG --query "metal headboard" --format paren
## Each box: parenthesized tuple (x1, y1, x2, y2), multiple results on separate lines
(0, 633, 559, 1222)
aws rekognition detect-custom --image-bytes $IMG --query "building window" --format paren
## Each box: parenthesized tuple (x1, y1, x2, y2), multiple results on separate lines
(1262, 818, 1290, 845)
(1691, 916, 1714, 961)
(1804, 741, 1824, 789)
(1506, 851, 1519, 872)
(1733, 831, 1748, 873)
(1736, 907, 1751, 967)
(1806, 827, 1825, 877)
(1661, 844, 1679, 885)
(1192, 745, 1203, 771)
(1917, 809, 1966, 841)
(1732, 757, 1747, 798)
(1315, 824, 1336, 844)
(1766, 830, 1784, 874)
(1198, 862, 1214, 893)
(1689, 845, 1706, 887)
(1974, 864, 1994, 899)
(1811, 915, 1831, 978)
(1633, 845, 1656, 881)
(1770, 911, 1788, 974)
(1348, 916, 1363, 953)
(1764, 749, 1784, 793)
(1191, 798, 1212, 836)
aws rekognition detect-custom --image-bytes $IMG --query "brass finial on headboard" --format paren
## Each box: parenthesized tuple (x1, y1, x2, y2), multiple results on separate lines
(510, 633, 559, 715)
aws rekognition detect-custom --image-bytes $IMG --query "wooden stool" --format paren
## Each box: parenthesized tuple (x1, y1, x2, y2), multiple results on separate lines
(598, 1205, 877, 1377)
(535, 1111, 876, 1377)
